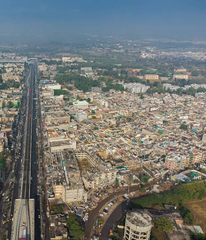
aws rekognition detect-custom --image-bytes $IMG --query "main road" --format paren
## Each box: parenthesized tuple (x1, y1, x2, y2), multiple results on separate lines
(9, 63, 41, 240)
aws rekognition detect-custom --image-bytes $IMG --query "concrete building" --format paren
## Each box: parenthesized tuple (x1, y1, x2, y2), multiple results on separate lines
(202, 134, 206, 144)
(124, 211, 153, 240)
(165, 154, 189, 171)
(144, 74, 159, 80)
(53, 185, 87, 203)
(73, 100, 89, 110)
(173, 74, 188, 80)
(124, 83, 150, 93)
(76, 111, 88, 122)
(46, 83, 61, 90)
(175, 68, 187, 73)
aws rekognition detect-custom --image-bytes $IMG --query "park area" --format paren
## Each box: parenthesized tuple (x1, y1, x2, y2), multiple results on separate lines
(184, 198, 206, 234)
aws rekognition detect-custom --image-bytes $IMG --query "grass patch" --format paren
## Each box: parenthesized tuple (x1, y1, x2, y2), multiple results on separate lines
(151, 227, 166, 240)
(184, 198, 206, 233)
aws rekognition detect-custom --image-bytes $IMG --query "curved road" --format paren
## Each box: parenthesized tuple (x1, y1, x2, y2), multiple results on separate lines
(85, 185, 141, 239)
(100, 200, 128, 240)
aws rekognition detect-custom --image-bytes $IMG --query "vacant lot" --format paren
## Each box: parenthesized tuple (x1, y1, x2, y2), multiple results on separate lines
(78, 158, 92, 172)
(184, 198, 206, 233)
(151, 227, 166, 240)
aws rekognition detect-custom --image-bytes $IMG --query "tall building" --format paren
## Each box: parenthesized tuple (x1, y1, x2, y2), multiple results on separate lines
(124, 211, 153, 240)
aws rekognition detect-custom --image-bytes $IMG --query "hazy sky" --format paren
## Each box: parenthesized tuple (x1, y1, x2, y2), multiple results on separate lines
(0, 0, 206, 42)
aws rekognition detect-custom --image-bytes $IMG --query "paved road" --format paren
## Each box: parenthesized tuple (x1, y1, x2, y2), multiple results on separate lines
(85, 185, 140, 239)
(30, 64, 41, 240)
(8, 68, 31, 239)
(100, 201, 128, 240)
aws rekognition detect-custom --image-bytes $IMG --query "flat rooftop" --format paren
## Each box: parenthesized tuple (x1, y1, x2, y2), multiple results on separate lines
(126, 210, 152, 227)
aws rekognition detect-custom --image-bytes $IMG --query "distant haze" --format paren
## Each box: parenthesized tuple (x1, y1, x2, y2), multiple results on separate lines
(0, 0, 206, 43)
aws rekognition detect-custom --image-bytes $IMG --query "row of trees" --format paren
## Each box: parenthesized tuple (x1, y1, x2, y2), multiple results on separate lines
(2, 101, 15, 109)
(2, 101, 14, 109)
(133, 181, 206, 208)
(55, 73, 125, 93)
(102, 80, 124, 92)
(0, 80, 20, 90)
(55, 73, 101, 92)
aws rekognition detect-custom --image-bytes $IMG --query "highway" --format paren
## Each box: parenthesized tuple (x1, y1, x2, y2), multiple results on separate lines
(9, 63, 41, 240)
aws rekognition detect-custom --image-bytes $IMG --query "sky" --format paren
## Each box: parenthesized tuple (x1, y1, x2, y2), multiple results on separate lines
(0, 0, 206, 42)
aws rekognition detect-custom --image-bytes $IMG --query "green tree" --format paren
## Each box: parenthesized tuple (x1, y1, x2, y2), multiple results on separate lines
(179, 206, 193, 225)
(2, 101, 6, 109)
(140, 175, 150, 184)
(180, 123, 188, 131)
(0, 75, 3, 84)
(140, 93, 144, 99)
(0, 83, 8, 90)
(155, 217, 174, 232)
(190, 231, 206, 240)
(54, 89, 69, 96)
(67, 215, 84, 239)
(7, 101, 14, 108)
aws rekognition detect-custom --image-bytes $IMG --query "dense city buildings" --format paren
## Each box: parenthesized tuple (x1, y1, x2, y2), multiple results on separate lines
(0, 38, 206, 239)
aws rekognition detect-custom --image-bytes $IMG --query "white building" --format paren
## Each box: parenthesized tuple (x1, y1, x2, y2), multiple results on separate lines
(173, 74, 188, 80)
(46, 83, 61, 90)
(124, 83, 150, 93)
(73, 100, 89, 110)
(124, 211, 152, 240)
(76, 111, 88, 122)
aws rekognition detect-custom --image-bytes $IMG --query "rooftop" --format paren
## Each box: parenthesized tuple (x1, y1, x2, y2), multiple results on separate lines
(126, 210, 152, 227)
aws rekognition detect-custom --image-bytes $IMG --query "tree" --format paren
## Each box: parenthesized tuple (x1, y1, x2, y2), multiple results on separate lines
(7, 101, 14, 108)
(2, 101, 6, 109)
(54, 89, 69, 96)
(180, 123, 188, 131)
(190, 231, 206, 240)
(67, 215, 84, 239)
(140, 175, 150, 184)
(0, 83, 8, 90)
(140, 93, 144, 99)
(133, 181, 206, 208)
(0, 75, 3, 84)
(179, 206, 193, 225)
(155, 217, 174, 232)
